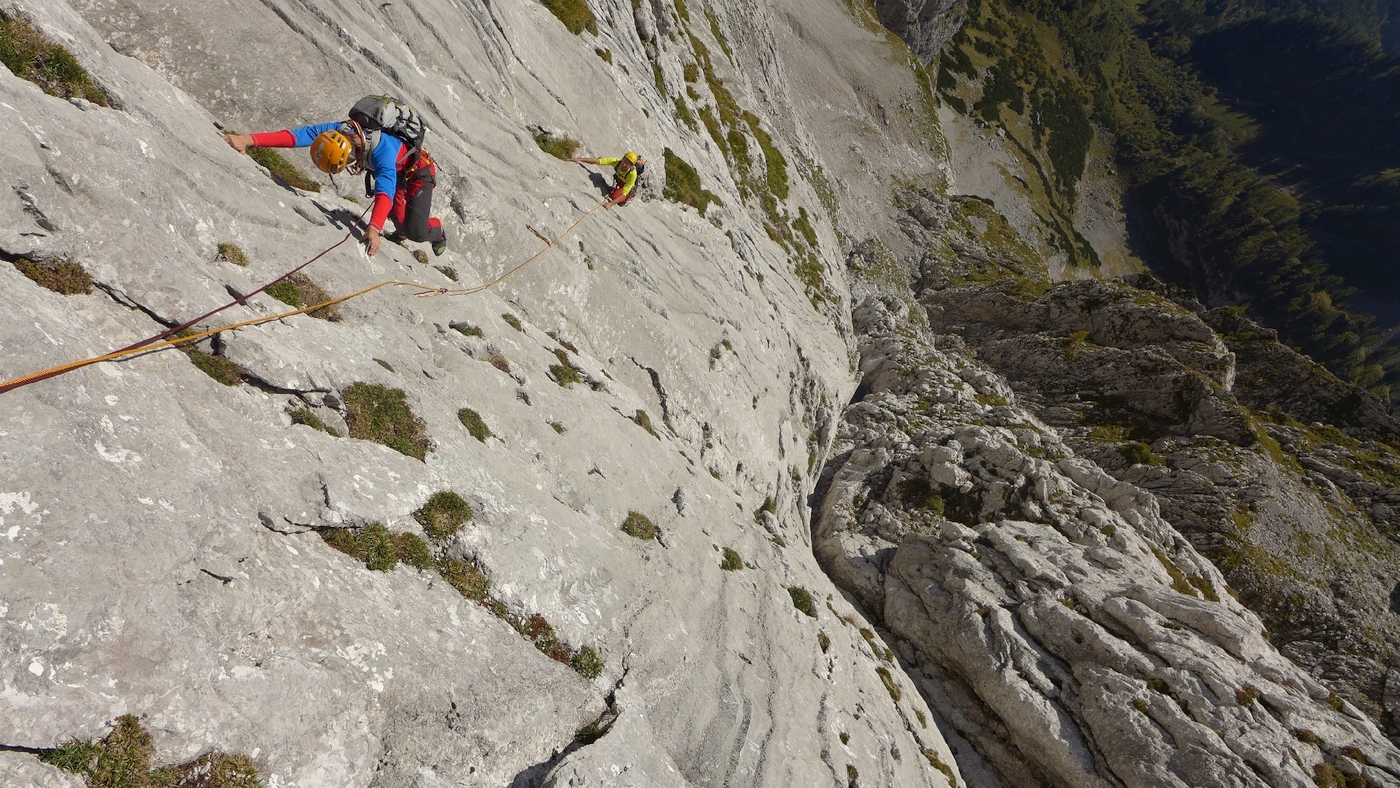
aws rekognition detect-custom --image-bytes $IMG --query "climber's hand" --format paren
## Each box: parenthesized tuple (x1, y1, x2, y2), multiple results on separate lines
(224, 134, 254, 154)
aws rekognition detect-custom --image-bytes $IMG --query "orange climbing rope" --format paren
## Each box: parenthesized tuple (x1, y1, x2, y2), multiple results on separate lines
(0, 199, 608, 395)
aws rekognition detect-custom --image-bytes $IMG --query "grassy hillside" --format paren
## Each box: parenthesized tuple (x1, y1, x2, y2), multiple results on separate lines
(948, 0, 1400, 401)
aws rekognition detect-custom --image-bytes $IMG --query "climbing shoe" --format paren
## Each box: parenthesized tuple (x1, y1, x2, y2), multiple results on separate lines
(432, 236, 447, 257)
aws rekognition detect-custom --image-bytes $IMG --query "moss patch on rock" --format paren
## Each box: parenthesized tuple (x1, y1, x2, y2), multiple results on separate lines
(322, 523, 433, 571)
(457, 407, 492, 442)
(662, 147, 720, 216)
(621, 511, 657, 540)
(0, 11, 108, 105)
(247, 146, 321, 192)
(540, 0, 597, 35)
(12, 257, 93, 295)
(265, 273, 340, 321)
(534, 132, 581, 160)
(342, 382, 431, 460)
(40, 714, 261, 788)
(414, 491, 473, 540)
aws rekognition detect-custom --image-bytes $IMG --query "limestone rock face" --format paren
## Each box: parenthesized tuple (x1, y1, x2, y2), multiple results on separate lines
(0, 0, 963, 784)
(816, 295, 1400, 788)
(872, 0, 968, 61)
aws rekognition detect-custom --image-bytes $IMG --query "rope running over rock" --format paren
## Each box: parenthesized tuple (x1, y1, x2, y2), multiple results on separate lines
(0, 199, 607, 394)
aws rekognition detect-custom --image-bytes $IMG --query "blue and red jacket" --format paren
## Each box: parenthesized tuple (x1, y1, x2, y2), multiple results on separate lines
(251, 123, 418, 231)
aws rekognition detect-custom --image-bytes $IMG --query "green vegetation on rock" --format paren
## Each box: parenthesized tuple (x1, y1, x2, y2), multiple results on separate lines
(246, 146, 320, 192)
(342, 382, 431, 460)
(12, 258, 92, 295)
(0, 11, 108, 105)
(413, 491, 473, 540)
(40, 714, 261, 788)
(539, 0, 597, 35)
(534, 132, 581, 160)
(457, 407, 492, 442)
(721, 547, 742, 571)
(788, 586, 816, 617)
(264, 273, 340, 321)
(621, 511, 657, 540)
(662, 147, 720, 216)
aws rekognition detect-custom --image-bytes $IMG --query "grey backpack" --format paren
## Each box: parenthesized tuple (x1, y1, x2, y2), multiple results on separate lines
(349, 95, 427, 156)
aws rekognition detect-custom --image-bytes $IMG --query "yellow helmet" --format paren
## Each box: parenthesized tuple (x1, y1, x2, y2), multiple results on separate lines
(310, 130, 355, 174)
(623, 151, 639, 164)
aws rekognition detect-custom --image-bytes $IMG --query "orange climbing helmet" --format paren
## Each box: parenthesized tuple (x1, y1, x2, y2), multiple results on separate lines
(310, 129, 356, 174)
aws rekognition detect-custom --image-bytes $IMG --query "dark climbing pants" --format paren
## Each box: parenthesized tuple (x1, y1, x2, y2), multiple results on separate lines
(390, 174, 446, 245)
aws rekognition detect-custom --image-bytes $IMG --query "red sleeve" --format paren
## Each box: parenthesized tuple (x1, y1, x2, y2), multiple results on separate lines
(369, 193, 392, 231)
(249, 130, 296, 147)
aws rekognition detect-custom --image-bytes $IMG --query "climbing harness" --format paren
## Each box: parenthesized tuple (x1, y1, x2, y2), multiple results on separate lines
(0, 199, 608, 395)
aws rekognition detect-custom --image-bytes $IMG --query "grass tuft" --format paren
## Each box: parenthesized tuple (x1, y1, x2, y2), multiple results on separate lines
(571, 645, 604, 679)
(264, 273, 340, 320)
(216, 243, 250, 267)
(754, 496, 776, 523)
(288, 405, 336, 435)
(321, 523, 431, 571)
(247, 146, 321, 192)
(534, 132, 581, 160)
(414, 491, 474, 540)
(0, 11, 108, 105)
(40, 714, 262, 788)
(540, 0, 597, 35)
(621, 511, 657, 540)
(435, 265, 457, 281)
(12, 257, 92, 295)
(342, 382, 431, 460)
(501, 312, 523, 331)
(457, 407, 492, 442)
(633, 409, 659, 438)
(788, 586, 816, 617)
(721, 547, 742, 571)
(550, 348, 585, 387)
(437, 555, 490, 600)
(661, 147, 720, 216)
(412, 250, 429, 265)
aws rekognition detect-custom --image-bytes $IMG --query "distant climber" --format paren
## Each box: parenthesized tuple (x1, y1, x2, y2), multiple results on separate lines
(224, 95, 448, 257)
(569, 152, 645, 209)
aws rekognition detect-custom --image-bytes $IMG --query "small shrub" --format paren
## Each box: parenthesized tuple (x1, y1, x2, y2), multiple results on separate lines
(788, 586, 816, 617)
(216, 243, 250, 266)
(394, 531, 434, 570)
(435, 265, 458, 281)
(721, 547, 742, 571)
(12, 257, 92, 295)
(501, 312, 523, 331)
(550, 348, 584, 386)
(633, 409, 659, 438)
(594, 47, 612, 63)
(412, 250, 429, 265)
(437, 555, 490, 600)
(247, 145, 321, 192)
(818, 631, 831, 652)
(457, 408, 492, 443)
(1236, 684, 1260, 706)
(0, 12, 108, 105)
(1147, 678, 1170, 694)
(490, 354, 512, 373)
(342, 382, 431, 460)
(546, 331, 579, 353)
(1119, 441, 1164, 467)
(571, 645, 604, 679)
(519, 613, 570, 662)
(1294, 729, 1320, 744)
(621, 511, 657, 540)
(754, 496, 776, 523)
(265, 273, 340, 321)
(453, 323, 483, 337)
(1133, 698, 1149, 713)
(847, 764, 859, 782)
(374, 358, 395, 373)
(414, 491, 474, 540)
(534, 132, 581, 160)
(288, 405, 336, 436)
(540, 0, 597, 35)
(662, 147, 720, 216)
(549, 420, 566, 434)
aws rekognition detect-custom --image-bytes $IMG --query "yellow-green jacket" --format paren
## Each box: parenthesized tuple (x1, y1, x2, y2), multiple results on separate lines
(599, 157, 638, 196)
